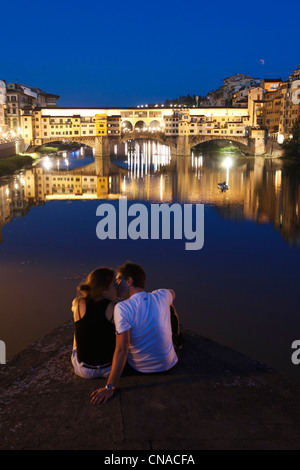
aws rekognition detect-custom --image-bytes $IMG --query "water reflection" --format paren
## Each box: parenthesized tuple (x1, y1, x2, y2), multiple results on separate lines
(1, 140, 300, 246)
(1, 140, 300, 379)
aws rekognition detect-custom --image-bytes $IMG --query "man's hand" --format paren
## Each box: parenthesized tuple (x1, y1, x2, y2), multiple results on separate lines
(90, 387, 114, 405)
(90, 330, 130, 405)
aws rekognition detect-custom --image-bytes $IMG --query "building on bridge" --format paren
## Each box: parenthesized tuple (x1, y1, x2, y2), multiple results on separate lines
(20, 105, 253, 147)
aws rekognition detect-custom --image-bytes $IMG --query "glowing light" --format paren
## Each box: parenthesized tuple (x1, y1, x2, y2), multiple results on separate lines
(222, 156, 233, 169)
(43, 157, 52, 171)
(278, 134, 284, 144)
(275, 170, 282, 190)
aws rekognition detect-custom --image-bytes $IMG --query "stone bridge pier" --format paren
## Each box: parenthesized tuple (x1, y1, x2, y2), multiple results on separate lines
(94, 136, 110, 157)
(175, 136, 191, 156)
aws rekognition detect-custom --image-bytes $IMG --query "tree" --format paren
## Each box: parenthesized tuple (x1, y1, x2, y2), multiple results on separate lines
(281, 117, 300, 157)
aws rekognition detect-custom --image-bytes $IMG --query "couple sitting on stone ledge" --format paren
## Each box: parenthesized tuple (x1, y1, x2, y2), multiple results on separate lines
(71, 262, 182, 405)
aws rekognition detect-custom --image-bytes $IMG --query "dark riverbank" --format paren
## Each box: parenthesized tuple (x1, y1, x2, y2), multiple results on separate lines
(1, 320, 300, 450)
(0, 154, 35, 177)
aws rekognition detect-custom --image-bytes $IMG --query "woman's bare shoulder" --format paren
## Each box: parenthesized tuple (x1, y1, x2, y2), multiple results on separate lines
(72, 297, 86, 322)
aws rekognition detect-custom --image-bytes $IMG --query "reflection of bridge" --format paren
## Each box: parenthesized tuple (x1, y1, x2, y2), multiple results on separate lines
(1, 154, 299, 244)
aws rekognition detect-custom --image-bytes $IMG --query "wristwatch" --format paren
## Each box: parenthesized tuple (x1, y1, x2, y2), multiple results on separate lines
(105, 384, 115, 391)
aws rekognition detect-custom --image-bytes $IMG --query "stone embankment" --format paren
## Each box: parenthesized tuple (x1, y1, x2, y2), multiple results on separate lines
(264, 139, 284, 157)
(0, 139, 26, 159)
(0, 320, 300, 450)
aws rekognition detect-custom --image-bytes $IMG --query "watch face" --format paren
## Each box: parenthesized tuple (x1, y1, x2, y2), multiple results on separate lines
(106, 384, 113, 391)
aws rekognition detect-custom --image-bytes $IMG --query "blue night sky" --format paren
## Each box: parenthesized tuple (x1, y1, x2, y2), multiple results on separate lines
(1, 0, 299, 107)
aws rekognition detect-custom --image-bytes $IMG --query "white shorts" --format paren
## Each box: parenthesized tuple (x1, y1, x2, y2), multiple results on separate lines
(71, 349, 111, 379)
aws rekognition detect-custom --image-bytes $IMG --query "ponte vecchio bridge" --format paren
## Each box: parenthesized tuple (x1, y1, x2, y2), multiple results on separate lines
(20, 105, 270, 156)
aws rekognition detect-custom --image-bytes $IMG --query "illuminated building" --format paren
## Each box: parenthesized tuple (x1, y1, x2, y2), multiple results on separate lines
(5, 83, 59, 132)
(0, 80, 6, 135)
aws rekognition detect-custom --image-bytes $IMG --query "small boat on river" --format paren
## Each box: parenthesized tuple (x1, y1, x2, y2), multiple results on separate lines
(218, 181, 229, 191)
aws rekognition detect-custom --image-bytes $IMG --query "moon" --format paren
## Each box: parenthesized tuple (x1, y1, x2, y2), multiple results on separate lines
(260, 59, 265, 65)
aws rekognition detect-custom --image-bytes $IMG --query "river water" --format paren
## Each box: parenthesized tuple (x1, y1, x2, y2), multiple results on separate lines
(0, 141, 300, 379)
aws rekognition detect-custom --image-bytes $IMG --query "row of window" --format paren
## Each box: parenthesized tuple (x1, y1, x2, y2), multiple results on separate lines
(165, 129, 244, 135)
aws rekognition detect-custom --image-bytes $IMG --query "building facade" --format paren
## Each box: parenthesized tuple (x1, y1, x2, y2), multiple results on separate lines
(5, 83, 59, 132)
(0, 80, 6, 135)
(261, 68, 300, 142)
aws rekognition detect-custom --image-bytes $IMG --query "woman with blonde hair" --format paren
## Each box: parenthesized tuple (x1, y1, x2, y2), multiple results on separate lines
(71, 267, 117, 379)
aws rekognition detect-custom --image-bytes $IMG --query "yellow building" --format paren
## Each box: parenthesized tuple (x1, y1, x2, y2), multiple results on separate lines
(262, 87, 282, 135)
(261, 66, 300, 142)
(95, 114, 107, 136)
(261, 79, 283, 92)
(97, 177, 108, 197)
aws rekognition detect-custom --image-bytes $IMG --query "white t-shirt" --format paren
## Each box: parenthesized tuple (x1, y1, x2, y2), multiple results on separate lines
(114, 289, 178, 373)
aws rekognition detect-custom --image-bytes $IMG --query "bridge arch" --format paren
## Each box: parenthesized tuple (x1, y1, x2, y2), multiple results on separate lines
(121, 120, 133, 132)
(149, 120, 161, 131)
(134, 120, 147, 131)
(189, 135, 250, 153)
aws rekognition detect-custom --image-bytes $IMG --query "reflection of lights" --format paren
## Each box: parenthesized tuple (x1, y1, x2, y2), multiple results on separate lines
(6, 187, 9, 196)
(222, 156, 233, 169)
(15, 183, 18, 190)
(222, 156, 233, 185)
(275, 170, 282, 191)
(63, 152, 67, 158)
(43, 157, 52, 171)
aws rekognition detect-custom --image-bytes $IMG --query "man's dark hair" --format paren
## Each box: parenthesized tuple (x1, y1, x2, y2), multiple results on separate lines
(118, 262, 146, 289)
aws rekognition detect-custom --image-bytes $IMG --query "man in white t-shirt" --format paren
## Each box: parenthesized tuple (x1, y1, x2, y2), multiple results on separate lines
(91, 262, 178, 405)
